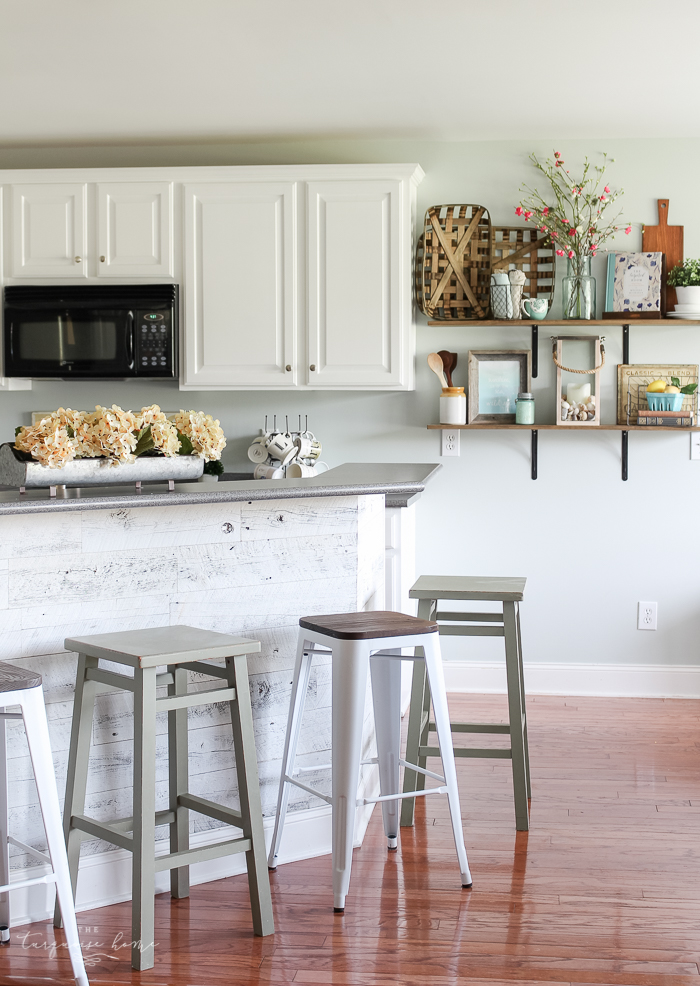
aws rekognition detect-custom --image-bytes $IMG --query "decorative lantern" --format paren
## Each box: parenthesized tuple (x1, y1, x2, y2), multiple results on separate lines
(552, 335, 605, 427)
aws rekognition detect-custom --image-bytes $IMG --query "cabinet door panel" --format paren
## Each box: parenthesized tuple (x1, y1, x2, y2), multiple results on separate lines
(11, 183, 87, 278)
(307, 180, 405, 388)
(183, 183, 296, 389)
(97, 182, 173, 277)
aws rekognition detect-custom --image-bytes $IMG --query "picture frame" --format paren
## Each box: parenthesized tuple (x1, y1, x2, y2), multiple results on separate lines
(605, 251, 664, 317)
(616, 363, 698, 424)
(467, 350, 531, 423)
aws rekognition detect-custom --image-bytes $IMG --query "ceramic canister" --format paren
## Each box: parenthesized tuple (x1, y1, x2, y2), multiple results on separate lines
(439, 387, 466, 425)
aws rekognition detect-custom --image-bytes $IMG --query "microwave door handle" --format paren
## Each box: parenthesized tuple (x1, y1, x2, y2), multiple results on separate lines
(127, 313, 135, 369)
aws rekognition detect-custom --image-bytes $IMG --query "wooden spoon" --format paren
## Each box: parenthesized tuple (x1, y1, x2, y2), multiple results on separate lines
(437, 350, 457, 388)
(427, 352, 448, 389)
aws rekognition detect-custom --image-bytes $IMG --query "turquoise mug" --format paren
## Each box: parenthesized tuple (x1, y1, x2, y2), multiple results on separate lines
(521, 298, 549, 320)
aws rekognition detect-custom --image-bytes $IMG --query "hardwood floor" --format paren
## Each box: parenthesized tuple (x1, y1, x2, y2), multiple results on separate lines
(4, 692, 700, 986)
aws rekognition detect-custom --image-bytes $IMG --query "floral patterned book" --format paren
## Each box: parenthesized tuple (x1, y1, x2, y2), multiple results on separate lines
(605, 252, 663, 314)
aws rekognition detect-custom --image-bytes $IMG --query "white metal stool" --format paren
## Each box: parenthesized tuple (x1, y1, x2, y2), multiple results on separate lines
(0, 662, 89, 986)
(267, 611, 472, 912)
(55, 625, 273, 972)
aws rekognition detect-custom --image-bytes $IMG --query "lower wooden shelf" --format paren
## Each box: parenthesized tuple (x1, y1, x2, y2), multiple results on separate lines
(427, 423, 700, 431)
(427, 422, 700, 481)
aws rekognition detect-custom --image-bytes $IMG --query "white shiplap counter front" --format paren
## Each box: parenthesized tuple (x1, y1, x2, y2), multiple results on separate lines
(2, 479, 400, 924)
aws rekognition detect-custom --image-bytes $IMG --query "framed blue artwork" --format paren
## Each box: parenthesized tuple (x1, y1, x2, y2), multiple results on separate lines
(468, 350, 531, 423)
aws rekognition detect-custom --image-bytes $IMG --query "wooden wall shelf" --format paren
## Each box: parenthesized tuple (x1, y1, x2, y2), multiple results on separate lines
(427, 423, 700, 481)
(426, 318, 700, 379)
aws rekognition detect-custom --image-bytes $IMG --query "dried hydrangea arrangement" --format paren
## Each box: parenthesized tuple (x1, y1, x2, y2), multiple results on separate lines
(14, 404, 226, 469)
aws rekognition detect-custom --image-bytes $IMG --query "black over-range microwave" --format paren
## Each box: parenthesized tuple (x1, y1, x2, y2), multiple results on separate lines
(3, 284, 178, 378)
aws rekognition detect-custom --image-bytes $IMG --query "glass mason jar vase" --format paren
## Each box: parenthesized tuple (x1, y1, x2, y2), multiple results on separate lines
(562, 255, 596, 320)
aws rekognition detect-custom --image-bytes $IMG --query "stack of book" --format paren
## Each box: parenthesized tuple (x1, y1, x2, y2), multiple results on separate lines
(636, 410, 694, 427)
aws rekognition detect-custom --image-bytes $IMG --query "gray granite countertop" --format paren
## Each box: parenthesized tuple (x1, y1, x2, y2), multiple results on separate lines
(0, 462, 441, 516)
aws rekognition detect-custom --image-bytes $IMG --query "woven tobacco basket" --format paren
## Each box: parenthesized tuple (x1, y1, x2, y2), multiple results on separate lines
(416, 204, 492, 320)
(487, 226, 555, 303)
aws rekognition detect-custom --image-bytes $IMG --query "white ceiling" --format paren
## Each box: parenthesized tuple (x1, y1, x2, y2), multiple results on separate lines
(2, 0, 699, 145)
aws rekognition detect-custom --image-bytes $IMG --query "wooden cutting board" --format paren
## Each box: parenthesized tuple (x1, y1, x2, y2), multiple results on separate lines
(642, 199, 683, 312)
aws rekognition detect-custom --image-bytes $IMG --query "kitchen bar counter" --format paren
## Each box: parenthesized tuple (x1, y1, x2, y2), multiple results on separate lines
(3, 464, 439, 922)
(0, 462, 439, 515)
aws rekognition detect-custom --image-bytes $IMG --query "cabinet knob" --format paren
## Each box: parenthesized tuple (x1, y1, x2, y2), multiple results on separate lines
(309, 364, 316, 372)
(285, 364, 292, 372)
(74, 256, 81, 263)
(100, 256, 105, 262)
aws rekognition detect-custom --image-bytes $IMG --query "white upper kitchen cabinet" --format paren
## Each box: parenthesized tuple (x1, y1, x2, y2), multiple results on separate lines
(182, 181, 297, 389)
(306, 179, 406, 389)
(180, 164, 423, 391)
(11, 183, 88, 278)
(97, 182, 173, 277)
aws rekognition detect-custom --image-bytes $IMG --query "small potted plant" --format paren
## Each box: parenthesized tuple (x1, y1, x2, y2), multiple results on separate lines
(667, 259, 700, 308)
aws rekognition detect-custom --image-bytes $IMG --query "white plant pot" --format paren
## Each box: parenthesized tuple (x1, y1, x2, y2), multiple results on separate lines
(674, 286, 700, 306)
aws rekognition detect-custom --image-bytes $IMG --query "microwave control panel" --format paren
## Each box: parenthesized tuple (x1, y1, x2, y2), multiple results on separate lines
(135, 310, 175, 376)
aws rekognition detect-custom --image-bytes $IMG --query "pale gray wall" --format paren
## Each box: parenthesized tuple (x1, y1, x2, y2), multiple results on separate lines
(1, 137, 698, 669)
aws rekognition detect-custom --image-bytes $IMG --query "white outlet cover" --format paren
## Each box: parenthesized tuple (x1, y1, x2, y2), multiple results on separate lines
(441, 431, 460, 456)
(637, 601, 658, 630)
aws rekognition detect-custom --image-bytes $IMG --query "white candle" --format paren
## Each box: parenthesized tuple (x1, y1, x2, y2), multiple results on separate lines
(567, 382, 591, 404)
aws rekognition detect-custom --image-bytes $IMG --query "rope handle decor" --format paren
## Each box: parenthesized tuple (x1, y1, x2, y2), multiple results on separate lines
(551, 337, 605, 375)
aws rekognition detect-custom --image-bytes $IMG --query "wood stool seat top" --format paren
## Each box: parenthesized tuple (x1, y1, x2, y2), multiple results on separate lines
(0, 661, 42, 692)
(299, 610, 438, 640)
(64, 624, 262, 669)
(409, 575, 526, 602)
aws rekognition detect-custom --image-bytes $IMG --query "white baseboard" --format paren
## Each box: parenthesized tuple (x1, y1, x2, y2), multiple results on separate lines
(8, 797, 376, 929)
(443, 660, 700, 699)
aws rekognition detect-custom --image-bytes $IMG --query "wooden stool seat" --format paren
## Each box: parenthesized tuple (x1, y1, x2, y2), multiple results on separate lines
(0, 662, 42, 692)
(402, 575, 531, 831)
(57, 625, 273, 972)
(410, 575, 526, 601)
(299, 611, 438, 640)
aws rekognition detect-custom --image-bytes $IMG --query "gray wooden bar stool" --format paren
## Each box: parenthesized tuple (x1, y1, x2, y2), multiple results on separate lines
(401, 576, 531, 831)
(54, 625, 274, 972)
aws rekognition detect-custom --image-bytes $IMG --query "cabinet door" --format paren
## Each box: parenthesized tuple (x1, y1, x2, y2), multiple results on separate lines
(11, 183, 87, 278)
(307, 180, 408, 389)
(182, 182, 296, 389)
(97, 182, 173, 277)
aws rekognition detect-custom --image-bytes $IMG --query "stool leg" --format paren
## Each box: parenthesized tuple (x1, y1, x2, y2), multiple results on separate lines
(168, 666, 189, 899)
(227, 653, 274, 936)
(0, 713, 9, 933)
(131, 666, 157, 971)
(504, 601, 529, 831)
(55, 654, 98, 931)
(422, 633, 472, 888)
(369, 653, 402, 849)
(332, 640, 369, 912)
(267, 637, 313, 869)
(22, 687, 89, 986)
(401, 598, 435, 827)
(515, 602, 531, 798)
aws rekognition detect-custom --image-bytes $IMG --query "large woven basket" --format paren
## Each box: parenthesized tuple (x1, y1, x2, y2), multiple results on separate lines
(416, 204, 491, 320)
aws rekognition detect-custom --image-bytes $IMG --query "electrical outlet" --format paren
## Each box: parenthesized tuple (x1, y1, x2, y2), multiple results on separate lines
(690, 433, 700, 460)
(441, 430, 460, 456)
(637, 601, 658, 631)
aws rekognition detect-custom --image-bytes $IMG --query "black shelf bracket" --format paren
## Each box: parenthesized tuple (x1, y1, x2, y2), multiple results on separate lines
(621, 431, 629, 481)
(531, 324, 538, 378)
(531, 429, 538, 480)
(622, 323, 630, 364)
